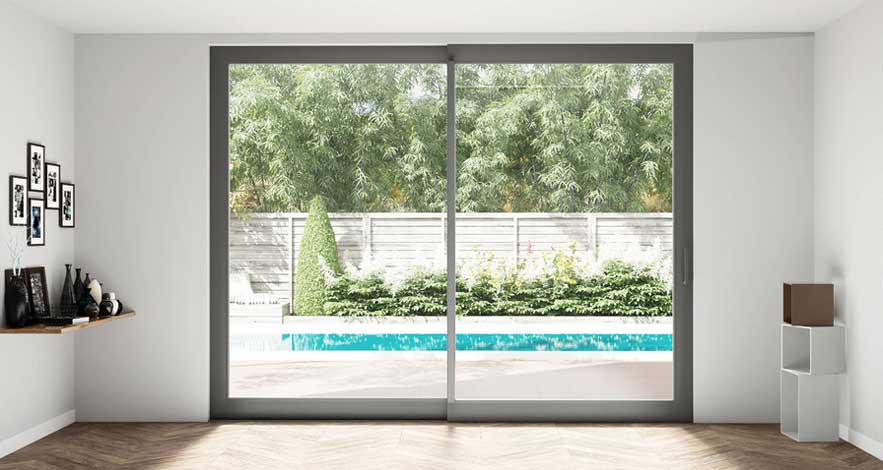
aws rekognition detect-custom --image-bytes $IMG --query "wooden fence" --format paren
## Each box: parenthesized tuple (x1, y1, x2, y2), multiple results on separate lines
(230, 212, 673, 303)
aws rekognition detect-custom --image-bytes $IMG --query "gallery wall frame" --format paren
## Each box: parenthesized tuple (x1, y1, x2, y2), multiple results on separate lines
(27, 143, 45, 193)
(9, 175, 27, 226)
(27, 198, 45, 246)
(45, 162, 61, 209)
(59, 182, 75, 228)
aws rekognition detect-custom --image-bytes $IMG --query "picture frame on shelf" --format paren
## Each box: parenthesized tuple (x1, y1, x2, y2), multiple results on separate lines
(60, 182, 75, 228)
(25, 267, 49, 318)
(28, 198, 45, 246)
(27, 143, 45, 193)
(9, 175, 27, 226)
(45, 162, 60, 209)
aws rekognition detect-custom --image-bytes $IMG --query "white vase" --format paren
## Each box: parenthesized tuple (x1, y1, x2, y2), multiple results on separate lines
(88, 279, 102, 305)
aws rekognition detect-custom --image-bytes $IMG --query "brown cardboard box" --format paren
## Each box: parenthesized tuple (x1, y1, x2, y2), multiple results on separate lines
(783, 283, 834, 326)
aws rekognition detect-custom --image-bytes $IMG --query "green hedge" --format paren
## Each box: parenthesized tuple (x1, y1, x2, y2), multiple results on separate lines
(323, 260, 671, 317)
(293, 196, 341, 315)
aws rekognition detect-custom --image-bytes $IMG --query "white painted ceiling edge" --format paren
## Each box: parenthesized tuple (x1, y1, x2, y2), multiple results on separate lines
(9, 0, 866, 34)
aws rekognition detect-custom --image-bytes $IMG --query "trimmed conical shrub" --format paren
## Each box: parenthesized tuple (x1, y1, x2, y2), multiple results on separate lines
(294, 196, 341, 315)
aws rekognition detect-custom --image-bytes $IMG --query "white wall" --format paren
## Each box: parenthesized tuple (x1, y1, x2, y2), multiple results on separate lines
(693, 35, 815, 422)
(0, 1, 76, 451)
(73, 33, 815, 422)
(815, 0, 883, 453)
(74, 36, 210, 420)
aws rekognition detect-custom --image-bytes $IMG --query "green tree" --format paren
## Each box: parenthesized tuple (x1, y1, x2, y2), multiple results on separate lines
(293, 197, 341, 315)
(229, 63, 673, 214)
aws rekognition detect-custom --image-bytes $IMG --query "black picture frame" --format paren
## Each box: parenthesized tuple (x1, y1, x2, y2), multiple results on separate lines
(27, 143, 45, 193)
(9, 175, 27, 226)
(45, 162, 61, 209)
(26, 267, 49, 318)
(59, 182, 75, 228)
(28, 198, 45, 246)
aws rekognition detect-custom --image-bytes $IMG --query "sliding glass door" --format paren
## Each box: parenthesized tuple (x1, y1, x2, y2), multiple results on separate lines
(454, 62, 675, 401)
(210, 45, 692, 420)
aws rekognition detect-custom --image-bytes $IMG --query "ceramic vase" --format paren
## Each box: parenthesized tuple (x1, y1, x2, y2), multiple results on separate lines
(88, 279, 102, 305)
(99, 292, 123, 317)
(5, 275, 30, 327)
(73, 268, 84, 303)
(60, 264, 76, 308)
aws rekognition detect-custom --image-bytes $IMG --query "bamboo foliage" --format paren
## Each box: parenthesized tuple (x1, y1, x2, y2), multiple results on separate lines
(229, 63, 673, 214)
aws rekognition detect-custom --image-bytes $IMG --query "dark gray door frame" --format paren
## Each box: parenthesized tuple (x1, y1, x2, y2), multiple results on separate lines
(210, 44, 693, 421)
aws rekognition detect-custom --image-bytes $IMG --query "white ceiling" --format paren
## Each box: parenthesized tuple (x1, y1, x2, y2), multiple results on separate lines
(11, 0, 864, 34)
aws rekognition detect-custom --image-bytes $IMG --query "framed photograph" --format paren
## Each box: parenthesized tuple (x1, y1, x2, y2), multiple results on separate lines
(60, 183, 75, 228)
(26, 267, 49, 318)
(9, 175, 27, 225)
(45, 162, 60, 209)
(28, 198, 45, 246)
(27, 143, 45, 193)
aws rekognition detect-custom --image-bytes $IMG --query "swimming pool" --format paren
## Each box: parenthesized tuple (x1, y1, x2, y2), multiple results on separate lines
(231, 333, 672, 352)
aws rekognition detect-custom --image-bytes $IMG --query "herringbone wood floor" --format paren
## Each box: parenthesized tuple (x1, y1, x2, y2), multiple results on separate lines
(1, 422, 881, 470)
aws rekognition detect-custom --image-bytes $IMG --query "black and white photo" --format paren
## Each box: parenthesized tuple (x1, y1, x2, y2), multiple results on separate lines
(9, 175, 27, 225)
(28, 198, 45, 246)
(25, 267, 49, 318)
(27, 143, 45, 193)
(45, 162, 60, 209)
(60, 182, 75, 228)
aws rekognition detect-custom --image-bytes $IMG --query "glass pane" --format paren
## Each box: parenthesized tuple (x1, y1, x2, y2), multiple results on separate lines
(228, 63, 448, 398)
(454, 64, 674, 400)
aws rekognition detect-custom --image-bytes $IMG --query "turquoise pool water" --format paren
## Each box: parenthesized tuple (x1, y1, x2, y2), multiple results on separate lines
(232, 333, 672, 352)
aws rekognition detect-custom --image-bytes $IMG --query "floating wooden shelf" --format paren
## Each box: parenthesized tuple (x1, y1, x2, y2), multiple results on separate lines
(0, 311, 135, 334)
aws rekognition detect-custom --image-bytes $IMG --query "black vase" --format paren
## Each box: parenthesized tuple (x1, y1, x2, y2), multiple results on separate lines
(5, 275, 30, 327)
(78, 273, 94, 316)
(60, 264, 76, 308)
(73, 268, 84, 303)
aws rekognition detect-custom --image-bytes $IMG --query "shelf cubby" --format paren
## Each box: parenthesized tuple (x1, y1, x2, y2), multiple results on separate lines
(781, 324, 845, 375)
(780, 369, 839, 442)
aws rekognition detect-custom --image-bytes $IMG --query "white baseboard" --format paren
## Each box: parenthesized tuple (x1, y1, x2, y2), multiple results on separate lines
(840, 424, 883, 462)
(694, 417, 779, 424)
(0, 409, 75, 459)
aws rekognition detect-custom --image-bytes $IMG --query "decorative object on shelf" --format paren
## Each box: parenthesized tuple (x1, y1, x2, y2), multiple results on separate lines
(78, 273, 92, 315)
(25, 267, 49, 319)
(4, 232, 30, 327)
(4, 273, 29, 328)
(27, 198, 45, 246)
(59, 182, 75, 228)
(9, 175, 27, 226)
(44, 162, 60, 209)
(27, 143, 45, 193)
(60, 264, 76, 307)
(73, 268, 84, 303)
(87, 277, 102, 305)
(783, 283, 834, 326)
(83, 300, 100, 318)
(99, 292, 122, 317)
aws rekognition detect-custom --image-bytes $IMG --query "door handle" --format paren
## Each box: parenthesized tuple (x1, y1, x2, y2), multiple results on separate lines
(683, 247, 691, 286)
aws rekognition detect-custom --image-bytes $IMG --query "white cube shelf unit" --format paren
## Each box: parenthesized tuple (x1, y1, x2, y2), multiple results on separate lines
(781, 324, 845, 375)
(780, 324, 845, 442)
(780, 371, 839, 441)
